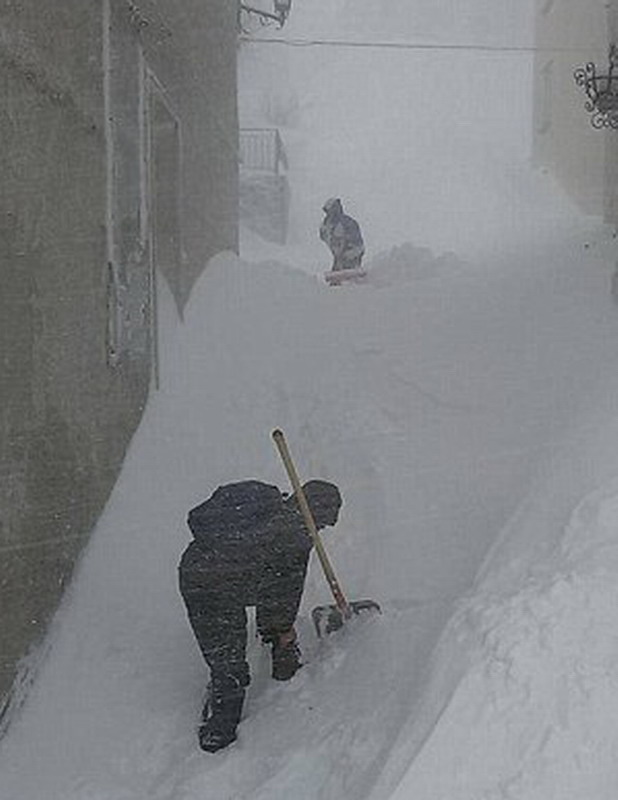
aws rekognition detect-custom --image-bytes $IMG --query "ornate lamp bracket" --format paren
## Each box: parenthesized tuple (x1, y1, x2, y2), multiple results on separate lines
(574, 44, 618, 129)
(239, 0, 291, 30)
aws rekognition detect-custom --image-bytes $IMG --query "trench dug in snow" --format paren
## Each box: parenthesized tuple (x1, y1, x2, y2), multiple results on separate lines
(2, 232, 618, 800)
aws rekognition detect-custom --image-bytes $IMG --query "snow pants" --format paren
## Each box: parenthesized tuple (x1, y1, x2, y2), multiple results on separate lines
(332, 245, 364, 271)
(178, 540, 308, 694)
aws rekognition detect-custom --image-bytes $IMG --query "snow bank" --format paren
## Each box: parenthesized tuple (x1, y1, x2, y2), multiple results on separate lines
(0, 252, 463, 800)
(366, 243, 462, 288)
(2, 231, 618, 800)
(380, 399, 618, 800)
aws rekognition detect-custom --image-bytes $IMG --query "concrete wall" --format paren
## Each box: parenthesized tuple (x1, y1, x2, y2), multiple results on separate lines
(533, 0, 614, 218)
(133, 0, 239, 309)
(0, 0, 238, 722)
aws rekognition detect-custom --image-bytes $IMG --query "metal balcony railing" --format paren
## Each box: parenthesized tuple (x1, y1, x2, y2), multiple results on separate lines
(239, 128, 288, 175)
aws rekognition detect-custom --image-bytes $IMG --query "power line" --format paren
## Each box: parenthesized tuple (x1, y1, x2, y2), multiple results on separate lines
(239, 35, 597, 55)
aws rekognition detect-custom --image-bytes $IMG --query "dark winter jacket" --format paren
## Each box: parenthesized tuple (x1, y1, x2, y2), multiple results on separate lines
(186, 479, 341, 570)
(319, 200, 364, 269)
(189, 492, 311, 566)
(180, 480, 341, 632)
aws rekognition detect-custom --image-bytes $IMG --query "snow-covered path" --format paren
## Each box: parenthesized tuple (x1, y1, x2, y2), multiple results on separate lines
(1, 229, 617, 800)
(3, 2, 618, 799)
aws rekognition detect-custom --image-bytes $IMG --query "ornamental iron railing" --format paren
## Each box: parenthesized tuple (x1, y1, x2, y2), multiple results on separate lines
(574, 45, 618, 129)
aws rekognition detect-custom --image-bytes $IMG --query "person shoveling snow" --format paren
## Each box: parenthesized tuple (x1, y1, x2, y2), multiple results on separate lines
(319, 197, 367, 283)
(178, 478, 342, 752)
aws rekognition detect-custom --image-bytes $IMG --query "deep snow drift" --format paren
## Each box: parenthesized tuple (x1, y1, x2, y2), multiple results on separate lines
(1, 234, 618, 800)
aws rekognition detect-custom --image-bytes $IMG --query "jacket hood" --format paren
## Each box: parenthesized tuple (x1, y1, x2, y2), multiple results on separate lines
(322, 197, 343, 216)
(291, 480, 342, 528)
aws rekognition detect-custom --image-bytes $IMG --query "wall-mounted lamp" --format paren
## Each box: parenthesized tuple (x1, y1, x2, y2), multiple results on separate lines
(239, 0, 291, 29)
(273, 0, 292, 22)
(574, 45, 618, 129)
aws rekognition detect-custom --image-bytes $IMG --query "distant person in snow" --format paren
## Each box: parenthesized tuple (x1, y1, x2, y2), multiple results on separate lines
(319, 197, 365, 272)
(178, 479, 342, 753)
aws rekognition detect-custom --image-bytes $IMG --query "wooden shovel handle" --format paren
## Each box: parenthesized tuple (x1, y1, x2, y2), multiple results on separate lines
(272, 429, 351, 617)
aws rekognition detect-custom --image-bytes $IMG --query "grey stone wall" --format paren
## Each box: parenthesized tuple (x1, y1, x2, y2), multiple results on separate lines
(0, 0, 238, 722)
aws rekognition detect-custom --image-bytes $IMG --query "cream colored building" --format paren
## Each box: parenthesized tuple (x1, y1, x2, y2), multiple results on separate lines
(533, 0, 618, 221)
(0, 0, 238, 727)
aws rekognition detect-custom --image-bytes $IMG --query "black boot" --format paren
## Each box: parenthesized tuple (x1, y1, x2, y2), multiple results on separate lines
(199, 681, 245, 753)
(271, 631, 302, 681)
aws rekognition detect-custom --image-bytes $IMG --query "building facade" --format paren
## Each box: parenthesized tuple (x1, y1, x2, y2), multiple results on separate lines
(533, 0, 618, 221)
(0, 0, 238, 723)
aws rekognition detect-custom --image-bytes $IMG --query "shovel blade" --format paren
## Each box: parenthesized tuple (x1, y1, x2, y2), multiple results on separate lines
(311, 599, 381, 638)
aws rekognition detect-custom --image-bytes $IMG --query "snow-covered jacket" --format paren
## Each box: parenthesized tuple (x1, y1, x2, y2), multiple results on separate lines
(187, 480, 341, 568)
(319, 204, 364, 264)
(180, 480, 341, 614)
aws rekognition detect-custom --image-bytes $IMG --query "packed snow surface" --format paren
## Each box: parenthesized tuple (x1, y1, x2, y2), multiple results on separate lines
(3, 1, 618, 799)
(2, 236, 618, 800)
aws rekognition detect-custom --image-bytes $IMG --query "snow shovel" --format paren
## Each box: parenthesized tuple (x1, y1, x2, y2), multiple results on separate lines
(324, 267, 367, 286)
(272, 429, 381, 637)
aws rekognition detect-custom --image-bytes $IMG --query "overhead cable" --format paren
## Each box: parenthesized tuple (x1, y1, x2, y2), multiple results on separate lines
(239, 36, 594, 55)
